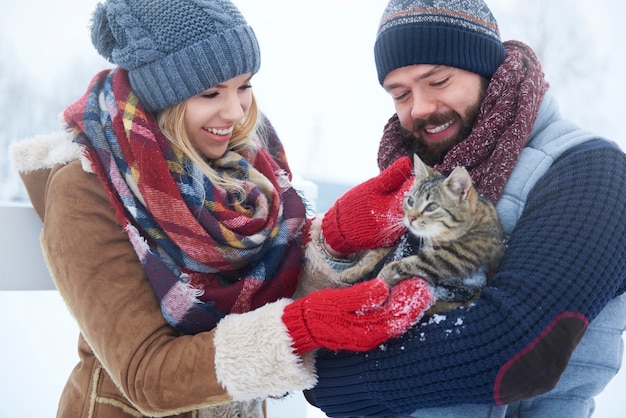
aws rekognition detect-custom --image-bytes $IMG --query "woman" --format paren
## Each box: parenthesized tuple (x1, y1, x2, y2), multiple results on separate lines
(9, 0, 434, 417)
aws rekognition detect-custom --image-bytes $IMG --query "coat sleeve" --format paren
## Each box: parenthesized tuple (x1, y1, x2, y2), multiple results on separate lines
(309, 141, 626, 416)
(41, 161, 316, 416)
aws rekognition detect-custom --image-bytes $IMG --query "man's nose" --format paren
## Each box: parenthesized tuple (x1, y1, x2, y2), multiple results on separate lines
(410, 91, 437, 121)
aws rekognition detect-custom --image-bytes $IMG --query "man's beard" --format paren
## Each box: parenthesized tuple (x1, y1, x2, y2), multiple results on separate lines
(401, 81, 487, 166)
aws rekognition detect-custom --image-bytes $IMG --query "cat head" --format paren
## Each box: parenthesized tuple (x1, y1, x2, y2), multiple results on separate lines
(403, 154, 477, 242)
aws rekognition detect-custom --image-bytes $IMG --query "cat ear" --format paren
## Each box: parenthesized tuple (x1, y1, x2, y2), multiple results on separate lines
(446, 167, 473, 200)
(412, 154, 430, 182)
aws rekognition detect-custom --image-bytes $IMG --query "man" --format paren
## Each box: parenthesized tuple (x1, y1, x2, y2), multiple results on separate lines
(308, 0, 626, 416)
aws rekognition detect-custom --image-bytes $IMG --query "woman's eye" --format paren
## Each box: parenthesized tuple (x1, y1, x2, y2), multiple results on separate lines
(201, 92, 219, 99)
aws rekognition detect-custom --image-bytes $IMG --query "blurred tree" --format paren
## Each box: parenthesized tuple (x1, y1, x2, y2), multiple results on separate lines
(0, 43, 31, 201)
(492, 0, 608, 132)
(0, 35, 107, 201)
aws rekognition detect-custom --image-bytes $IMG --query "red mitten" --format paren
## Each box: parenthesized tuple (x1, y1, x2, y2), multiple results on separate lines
(282, 278, 434, 355)
(322, 156, 414, 255)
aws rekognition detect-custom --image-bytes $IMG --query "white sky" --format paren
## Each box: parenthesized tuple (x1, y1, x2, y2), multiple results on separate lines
(2, 0, 625, 184)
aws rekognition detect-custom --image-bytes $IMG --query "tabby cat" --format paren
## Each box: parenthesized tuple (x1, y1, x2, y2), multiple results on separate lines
(340, 154, 506, 314)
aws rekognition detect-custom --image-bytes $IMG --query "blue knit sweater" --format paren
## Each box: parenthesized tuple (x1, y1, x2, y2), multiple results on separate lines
(309, 115, 626, 415)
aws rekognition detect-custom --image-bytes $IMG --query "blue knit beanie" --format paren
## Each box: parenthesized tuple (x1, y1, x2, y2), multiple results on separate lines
(90, 0, 261, 112)
(374, 0, 505, 85)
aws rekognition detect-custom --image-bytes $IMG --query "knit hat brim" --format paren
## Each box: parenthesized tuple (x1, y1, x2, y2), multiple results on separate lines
(129, 25, 261, 113)
(375, 23, 505, 84)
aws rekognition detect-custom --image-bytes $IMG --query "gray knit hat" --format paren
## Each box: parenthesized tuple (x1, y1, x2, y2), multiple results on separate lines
(91, 0, 261, 112)
(374, 0, 505, 84)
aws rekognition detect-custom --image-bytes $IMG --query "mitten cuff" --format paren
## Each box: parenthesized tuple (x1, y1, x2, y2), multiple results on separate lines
(281, 300, 319, 355)
(214, 299, 317, 400)
(321, 209, 360, 255)
(319, 207, 343, 252)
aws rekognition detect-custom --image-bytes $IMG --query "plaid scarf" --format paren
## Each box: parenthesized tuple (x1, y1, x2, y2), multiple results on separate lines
(377, 41, 549, 203)
(64, 68, 306, 334)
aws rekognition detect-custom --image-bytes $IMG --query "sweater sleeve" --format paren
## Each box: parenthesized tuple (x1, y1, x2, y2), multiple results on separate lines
(309, 140, 626, 416)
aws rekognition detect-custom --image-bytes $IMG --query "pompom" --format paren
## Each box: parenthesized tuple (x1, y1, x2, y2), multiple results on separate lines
(90, 2, 116, 62)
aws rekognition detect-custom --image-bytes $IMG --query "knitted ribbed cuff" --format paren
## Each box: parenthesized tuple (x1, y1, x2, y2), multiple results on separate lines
(320, 208, 354, 255)
(311, 350, 385, 416)
(281, 301, 318, 355)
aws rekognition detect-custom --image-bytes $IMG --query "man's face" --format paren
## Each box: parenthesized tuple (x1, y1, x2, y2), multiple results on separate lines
(383, 64, 486, 165)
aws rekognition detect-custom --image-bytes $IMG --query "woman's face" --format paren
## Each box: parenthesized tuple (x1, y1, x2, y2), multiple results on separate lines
(183, 73, 253, 160)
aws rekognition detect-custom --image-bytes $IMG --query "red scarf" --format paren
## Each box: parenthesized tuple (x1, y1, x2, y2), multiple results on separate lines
(377, 41, 549, 203)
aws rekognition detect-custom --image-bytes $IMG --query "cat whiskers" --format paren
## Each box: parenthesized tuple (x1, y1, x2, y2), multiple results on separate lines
(372, 215, 407, 246)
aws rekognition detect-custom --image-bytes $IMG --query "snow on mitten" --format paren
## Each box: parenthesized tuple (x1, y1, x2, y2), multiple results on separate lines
(282, 277, 434, 354)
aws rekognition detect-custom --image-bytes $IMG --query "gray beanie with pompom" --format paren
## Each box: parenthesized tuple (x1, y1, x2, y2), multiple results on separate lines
(91, 0, 260, 112)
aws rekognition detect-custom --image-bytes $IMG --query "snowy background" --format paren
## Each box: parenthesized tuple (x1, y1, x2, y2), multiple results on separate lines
(1, 0, 625, 416)
(2, 0, 626, 200)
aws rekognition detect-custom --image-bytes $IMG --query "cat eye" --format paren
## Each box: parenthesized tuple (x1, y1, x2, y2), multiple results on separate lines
(424, 202, 439, 212)
(405, 196, 415, 207)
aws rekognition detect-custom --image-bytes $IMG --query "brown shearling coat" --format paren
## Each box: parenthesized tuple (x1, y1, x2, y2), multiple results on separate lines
(11, 133, 316, 417)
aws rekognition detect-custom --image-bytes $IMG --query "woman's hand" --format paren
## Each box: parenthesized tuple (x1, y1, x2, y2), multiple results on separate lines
(322, 156, 414, 255)
(282, 277, 434, 354)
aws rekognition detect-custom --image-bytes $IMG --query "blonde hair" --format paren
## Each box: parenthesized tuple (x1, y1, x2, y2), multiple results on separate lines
(156, 94, 263, 197)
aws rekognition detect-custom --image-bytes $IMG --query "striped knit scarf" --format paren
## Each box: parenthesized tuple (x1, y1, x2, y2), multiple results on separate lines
(64, 68, 306, 334)
(377, 41, 549, 203)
